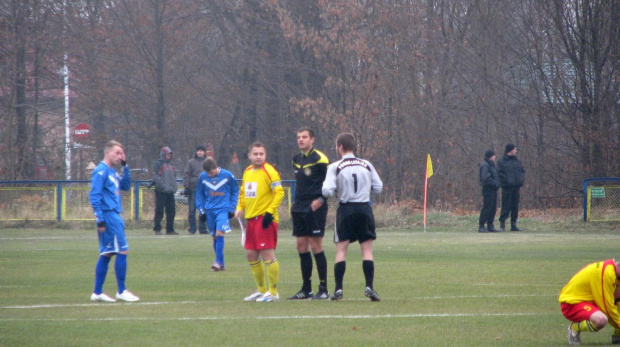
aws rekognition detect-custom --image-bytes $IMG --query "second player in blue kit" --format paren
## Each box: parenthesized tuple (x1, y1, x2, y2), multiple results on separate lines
(196, 157, 240, 271)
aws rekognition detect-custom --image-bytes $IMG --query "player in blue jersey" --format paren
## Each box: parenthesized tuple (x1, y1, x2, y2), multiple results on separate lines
(196, 157, 240, 271)
(88, 140, 140, 302)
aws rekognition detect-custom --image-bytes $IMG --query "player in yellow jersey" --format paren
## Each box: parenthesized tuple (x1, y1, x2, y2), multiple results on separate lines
(559, 259, 620, 345)
(235, 142, 285, 302)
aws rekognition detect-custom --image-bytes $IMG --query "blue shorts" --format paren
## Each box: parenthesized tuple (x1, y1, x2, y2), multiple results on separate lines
(207, 209, 231, 236)
(98, 211, 129, 254)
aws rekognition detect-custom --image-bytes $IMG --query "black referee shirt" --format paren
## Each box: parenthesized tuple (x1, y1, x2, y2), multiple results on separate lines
(291, 148, 329, 212)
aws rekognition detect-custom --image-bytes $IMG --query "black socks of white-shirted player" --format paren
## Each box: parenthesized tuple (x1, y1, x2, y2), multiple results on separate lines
(334, 260, 375, 292)
(334, 261, 346, 291)
(362, 260, 374, 289)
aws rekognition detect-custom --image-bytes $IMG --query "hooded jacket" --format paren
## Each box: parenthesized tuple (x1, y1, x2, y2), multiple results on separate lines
(479, 158, 500, 191)
(153, 147, 178, 193)
(183, 152, 204, 192)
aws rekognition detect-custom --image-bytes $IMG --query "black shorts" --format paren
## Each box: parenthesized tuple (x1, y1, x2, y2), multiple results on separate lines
(291, 204, 328, 238)
(334, 202, 376, 244)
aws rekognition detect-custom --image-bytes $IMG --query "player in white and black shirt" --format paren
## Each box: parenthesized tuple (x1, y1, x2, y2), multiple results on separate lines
(322, 133, 383, 302)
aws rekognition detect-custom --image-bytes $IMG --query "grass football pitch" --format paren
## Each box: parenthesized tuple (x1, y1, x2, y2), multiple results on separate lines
(2, 223, 620, 346)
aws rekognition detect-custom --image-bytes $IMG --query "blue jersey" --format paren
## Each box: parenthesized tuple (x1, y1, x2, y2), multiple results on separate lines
(89, 162, 131, 223)
(196, 168, 239, 213)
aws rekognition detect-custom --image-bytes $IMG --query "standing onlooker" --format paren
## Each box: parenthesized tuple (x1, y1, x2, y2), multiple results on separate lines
(288, 127, 330, 300)
(478, 150, 500, 233)
(235, 142, 285, 302)
(153, 146, 178, 235)
(497, 143, 525, 232)
(89, 140, 140, 302)
(559, 259, 620, 345)
(183, 145, 208, 235)
(322, 133, 383, 302)
(196, 157, 239, 271)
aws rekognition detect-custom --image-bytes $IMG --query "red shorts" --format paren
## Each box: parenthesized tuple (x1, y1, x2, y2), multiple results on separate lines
(561, 302, 600, 322)
(244, 215, 278, 251)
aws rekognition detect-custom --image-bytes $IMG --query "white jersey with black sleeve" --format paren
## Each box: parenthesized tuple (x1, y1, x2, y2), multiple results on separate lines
(322, 153, 383, 203)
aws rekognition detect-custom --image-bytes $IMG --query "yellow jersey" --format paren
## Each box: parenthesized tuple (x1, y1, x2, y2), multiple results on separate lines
(559, 259, 620, 328)
(236, 163, 285, 221)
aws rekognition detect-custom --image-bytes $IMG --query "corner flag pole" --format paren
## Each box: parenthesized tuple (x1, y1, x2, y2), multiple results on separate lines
(423, 154, 433, 232)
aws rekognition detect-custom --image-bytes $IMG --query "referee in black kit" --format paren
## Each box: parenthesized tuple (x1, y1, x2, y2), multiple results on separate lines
(322, 133, 383, 302)
(288, 127, 331, 300)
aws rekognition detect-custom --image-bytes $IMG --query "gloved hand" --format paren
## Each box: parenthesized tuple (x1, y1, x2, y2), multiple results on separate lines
(183, 188, 191, 196)
(199, 214, 206, 223)
(262, 212, 273, 229)
(120, 159, 127, 167)
(96, 221, 106, 232)
(147, 180, 155, 189)
(228, 211, 234, 219)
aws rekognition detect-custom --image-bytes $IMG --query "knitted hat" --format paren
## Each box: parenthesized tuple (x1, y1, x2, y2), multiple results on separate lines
(485, 150, 495, 159)
(505, 143, 516, 153)
(196, 145, 206, 152)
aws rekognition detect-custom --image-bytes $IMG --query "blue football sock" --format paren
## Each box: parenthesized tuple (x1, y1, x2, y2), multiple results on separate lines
(115, 253, 127, 294)
(94, 255, 111, 294)
(215, 236, 225, 266)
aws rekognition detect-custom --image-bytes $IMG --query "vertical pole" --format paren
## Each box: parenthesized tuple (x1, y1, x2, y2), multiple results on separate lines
(56, 182, 62, 221)
(290, 180, 296, 205)
(134, 181, 140, 221)
(63, 1, 71, 180)
(423, 175, 428, 233)
(582, 179, 588, 222)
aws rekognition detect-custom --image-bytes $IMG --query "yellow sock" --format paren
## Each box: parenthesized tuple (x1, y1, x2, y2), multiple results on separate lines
(571, 320, 598, 333)
(249, 260, 266, 293)
(264, 259, 279, 296)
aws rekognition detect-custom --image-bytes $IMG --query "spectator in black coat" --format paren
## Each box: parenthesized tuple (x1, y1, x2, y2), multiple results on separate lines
(478, 150, 500, 233)
(497, 143, 525, 231)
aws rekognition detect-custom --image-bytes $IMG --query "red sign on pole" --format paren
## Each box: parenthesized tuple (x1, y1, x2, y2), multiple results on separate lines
(74, 123, 90, 139)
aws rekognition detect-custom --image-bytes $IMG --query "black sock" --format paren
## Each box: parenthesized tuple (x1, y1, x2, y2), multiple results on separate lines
(314, 251, 328, 291)
(334, 261, 346, 291)
(299, 252, 313, 292)
(362, 260, 374, 289)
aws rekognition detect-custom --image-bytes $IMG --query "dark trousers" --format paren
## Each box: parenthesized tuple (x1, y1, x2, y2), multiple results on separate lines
(187, 190, 207, 234)
(154, 191, 176, 233)
(499, 187, 520, 225)
(478, 188, 497, 227)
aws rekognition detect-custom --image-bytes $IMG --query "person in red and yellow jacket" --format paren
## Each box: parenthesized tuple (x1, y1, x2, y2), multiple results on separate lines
(235, 142, 285, 302)
(559, 259, 620, 345)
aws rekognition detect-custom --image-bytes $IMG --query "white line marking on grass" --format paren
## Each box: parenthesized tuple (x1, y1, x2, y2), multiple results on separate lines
(0, 312, 550, 322)
(2, 301, 199, 309)
(1, 294, 555, 310)
(409, 294, 555, 300)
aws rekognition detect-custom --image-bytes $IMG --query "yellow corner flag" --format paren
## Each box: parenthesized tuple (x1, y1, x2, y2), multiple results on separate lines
(426, 154, 433, 179)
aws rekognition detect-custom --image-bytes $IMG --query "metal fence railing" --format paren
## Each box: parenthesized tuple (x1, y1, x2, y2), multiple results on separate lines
(583, 178, 620, 222)
(0, 180, 339, 223)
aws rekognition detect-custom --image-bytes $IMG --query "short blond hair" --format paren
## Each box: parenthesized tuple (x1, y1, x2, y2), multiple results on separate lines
(104, 140, 123, 155)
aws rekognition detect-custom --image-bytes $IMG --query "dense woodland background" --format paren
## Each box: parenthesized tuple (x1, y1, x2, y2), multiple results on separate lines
(1, 0, 618, 210)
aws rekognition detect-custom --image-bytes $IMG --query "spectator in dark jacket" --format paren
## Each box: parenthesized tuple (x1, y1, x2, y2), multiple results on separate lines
(153, 147, 178, 235)
(183, 145, 207, 235)
(478, 150, 500, 233)
(497, 143, 525, 231)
